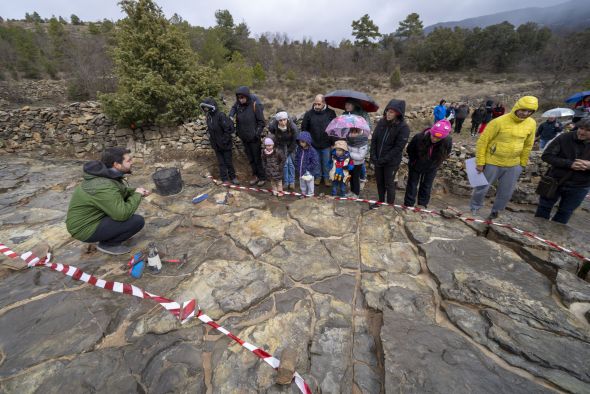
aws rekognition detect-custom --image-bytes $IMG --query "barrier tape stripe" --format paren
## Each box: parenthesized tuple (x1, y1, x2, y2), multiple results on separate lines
(208, 176, 590, 264)
(0, 244, 312, 394)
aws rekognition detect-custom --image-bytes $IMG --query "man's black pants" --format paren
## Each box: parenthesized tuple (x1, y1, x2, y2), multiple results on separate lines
(86, 215, 145, 246)
(242, 140, 265, 180)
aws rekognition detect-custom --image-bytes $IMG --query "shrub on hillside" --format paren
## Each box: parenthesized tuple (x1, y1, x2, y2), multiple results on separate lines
(100, 0, 220, 127)
(389, 65, 403, 89)
(220, 52, 253, 90)
(252, 62, 266, 86)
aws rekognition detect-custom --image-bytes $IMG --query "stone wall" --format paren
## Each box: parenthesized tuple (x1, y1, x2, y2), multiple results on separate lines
(0, 100, 437, 160)
(0, 101, 221, 160)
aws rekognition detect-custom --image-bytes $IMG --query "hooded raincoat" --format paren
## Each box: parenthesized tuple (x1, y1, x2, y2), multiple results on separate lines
(475, 96, 538, 168)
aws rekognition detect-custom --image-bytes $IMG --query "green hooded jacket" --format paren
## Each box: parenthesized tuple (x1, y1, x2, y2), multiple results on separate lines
(65, 161, 142, 241)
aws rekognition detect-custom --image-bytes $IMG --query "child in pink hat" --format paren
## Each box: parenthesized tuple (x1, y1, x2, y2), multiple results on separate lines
(403, 119, 452, 208)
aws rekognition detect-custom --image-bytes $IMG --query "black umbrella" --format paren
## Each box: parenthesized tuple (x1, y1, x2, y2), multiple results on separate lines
(324, 90, 380, 113)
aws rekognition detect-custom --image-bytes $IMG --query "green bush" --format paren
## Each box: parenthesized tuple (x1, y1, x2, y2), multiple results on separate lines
(252, 62, 266, 86)
(99, 0, 220, 127)
(389, 65, 402, 88)
(67, 79, 91, 101)
(220, 52, 253, 90)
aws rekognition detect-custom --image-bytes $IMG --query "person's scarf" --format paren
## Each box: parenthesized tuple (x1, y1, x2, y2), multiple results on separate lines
(347, 134, 368, 148)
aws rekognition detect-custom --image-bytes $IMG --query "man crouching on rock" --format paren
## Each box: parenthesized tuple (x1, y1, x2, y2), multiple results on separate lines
(66, 147, 150, 255)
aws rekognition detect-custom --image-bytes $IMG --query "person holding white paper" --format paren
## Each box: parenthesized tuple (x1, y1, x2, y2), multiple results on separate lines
(470, 96, 538, 220)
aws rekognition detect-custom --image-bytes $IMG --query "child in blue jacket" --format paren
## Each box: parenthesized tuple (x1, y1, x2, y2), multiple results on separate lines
(294, 131, 320, 197)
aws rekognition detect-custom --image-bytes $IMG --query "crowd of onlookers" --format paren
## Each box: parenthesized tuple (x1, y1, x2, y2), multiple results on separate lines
(62, 89, 590, 256)
(199, 87, 590, 225)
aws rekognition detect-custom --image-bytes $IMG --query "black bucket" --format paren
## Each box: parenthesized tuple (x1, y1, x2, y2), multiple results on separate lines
(152, 167, 183, 196)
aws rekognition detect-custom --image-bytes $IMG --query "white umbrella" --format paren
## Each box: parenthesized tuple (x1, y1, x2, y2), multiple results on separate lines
(541, 108, 575, 118)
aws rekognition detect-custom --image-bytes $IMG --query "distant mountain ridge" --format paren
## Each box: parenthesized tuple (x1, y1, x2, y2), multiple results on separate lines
(424, 0, 590, 33)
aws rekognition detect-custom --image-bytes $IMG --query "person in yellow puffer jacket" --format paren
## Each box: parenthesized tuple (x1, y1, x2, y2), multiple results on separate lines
(470, 96, 539, 220)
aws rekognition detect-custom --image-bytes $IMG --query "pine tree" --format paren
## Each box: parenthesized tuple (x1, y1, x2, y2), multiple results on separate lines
(100, 0, 220, 126)
(351, 14, 381, 47)
(396, 13, 424, 39)
(70, 14, 82, 25)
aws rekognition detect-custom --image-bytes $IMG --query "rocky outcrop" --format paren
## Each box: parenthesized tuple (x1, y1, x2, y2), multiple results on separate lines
(0, 155, 589, 393)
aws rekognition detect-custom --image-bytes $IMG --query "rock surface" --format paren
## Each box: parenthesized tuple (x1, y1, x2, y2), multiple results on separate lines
(0, 155, 589, 393)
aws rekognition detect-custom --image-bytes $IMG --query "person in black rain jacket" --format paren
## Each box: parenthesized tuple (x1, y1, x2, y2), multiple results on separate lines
(370, 99, 411, 206)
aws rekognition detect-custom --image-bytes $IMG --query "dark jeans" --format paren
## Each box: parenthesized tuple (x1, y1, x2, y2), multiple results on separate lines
(374, 165, 397, 204)
(535, 185, 590, 224)
(86, 214, 145, 246)
(242, 140, 265, 180)
(470, 122, 481, 135)
(350, 165, 362, 195)
(404, 167, 438, 207)
(331, 180, 346, 197)
(454, 118, 465, 133)
(214, 149, 236, 181)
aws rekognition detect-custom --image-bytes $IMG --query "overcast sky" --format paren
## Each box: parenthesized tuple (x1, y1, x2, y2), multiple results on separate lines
(0, 0, 566, 43)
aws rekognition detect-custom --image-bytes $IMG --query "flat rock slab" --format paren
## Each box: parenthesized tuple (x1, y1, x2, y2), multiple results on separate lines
(211, 299, 313, 393)
(360, 241, 421, 274)
(404, 214, 475, 244)
(382, 312, 553, 394)
(556, 269, 590, 306)
(420, 235, 589, 339)
(445, 304, 590, 393)
(173, 259, 284, 319)
(227, 209, 291, 257)
(0, 289, 116, 376)
(262, 232, 340, 284)
(288, 198, 359, 237)
(360, 209, 406, 243)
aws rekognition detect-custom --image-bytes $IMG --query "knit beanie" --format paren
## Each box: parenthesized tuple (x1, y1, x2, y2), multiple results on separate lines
(264, 137, 274, 146)
(275, 111, 289, 121)
(430, 119, 452, 138)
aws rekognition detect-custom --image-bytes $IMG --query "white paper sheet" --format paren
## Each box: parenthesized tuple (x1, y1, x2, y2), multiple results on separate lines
(465, 158, 489, 187)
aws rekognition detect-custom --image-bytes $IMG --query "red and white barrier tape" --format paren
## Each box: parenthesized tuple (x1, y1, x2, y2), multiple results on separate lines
(208, 177, 590, 264)
(0, 243, 311, 394)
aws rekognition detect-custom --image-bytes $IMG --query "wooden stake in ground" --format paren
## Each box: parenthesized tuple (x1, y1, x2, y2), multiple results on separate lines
(275, 347, 298, 385)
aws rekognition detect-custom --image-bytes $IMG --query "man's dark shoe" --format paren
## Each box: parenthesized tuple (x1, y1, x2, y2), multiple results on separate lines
(369, 203, 380, 210)
(231, 178, 240, 185)
(487, 211, 499, 221)
(256, 180, 266, 187)
(97, 243, 131, 255)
